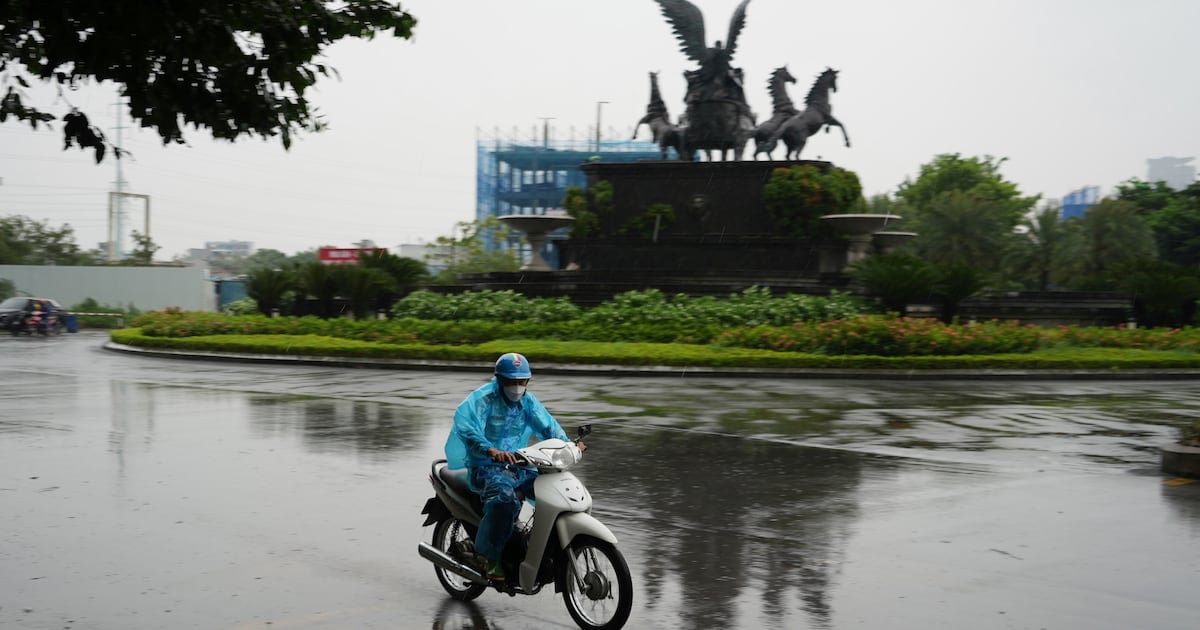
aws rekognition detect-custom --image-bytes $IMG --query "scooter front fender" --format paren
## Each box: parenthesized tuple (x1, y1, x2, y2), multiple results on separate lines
(554, 511, 618, 547)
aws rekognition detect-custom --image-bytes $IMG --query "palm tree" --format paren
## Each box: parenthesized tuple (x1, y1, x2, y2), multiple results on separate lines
(931, 262, 988, 323)
(332, 265, 396, 320)
(296, 262, 339, 318)
(849, 254, 936, 315)
(245, 268, 294, 315)
(913, 190, 1015, 268)
(1057, 199, 1158, 288)
(1005, 204, 1070, 291)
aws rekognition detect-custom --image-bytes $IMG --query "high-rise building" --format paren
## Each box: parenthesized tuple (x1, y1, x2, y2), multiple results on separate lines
(1147, 157, 1196, 190)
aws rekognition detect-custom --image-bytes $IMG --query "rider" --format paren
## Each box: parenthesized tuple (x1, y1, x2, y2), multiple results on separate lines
(444, 352, 582, 582)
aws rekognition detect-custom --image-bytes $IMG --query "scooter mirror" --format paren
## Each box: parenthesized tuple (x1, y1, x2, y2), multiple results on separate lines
(577, 424, 592, 440)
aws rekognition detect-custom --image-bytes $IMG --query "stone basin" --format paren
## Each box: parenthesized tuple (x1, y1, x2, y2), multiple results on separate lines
(873, 230, 918, 254)
(819, 213, 904, 236)
(498, 214, 576, 271)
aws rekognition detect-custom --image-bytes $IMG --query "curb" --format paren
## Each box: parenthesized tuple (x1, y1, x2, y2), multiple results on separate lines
(102, 342, 1200, 380)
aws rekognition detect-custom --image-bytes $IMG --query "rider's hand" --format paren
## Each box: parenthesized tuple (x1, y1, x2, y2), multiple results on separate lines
(487, 448, 517, 465)
(577, 441, 587, 453)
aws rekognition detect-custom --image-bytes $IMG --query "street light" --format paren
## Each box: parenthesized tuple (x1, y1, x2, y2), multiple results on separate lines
(595, 101, 609, 152)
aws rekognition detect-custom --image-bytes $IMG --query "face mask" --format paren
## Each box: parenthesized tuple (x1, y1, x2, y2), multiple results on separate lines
(503, 384, 526, 402)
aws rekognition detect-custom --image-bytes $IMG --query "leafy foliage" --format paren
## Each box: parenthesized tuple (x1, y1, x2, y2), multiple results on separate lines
(1120, 180, 1200, 268)
(221, 298, 260, 316)
(69, 297, 137, 328)
(357, 250, 428, 295)
(1114, 260, 1200, 328)
(849, 254, 936, 314)
(0, 277, 12, 299)
(427, 216, 521, 283)
(1004, 204, 1072, 291)
(620, 203, 675, 238)
(125, 230, 160, 264)
(245, 268, 294, 315)
(896, 154, 1038, 227)
(762, 164, 862, 237)
(1056, 199, 1158, 289)
(1, 0, 417, 161)
(392, 289, 582, 323)
(0, 214, 92, 265)
(717, 315, 1043, 356)
(563, 186, 599, 239)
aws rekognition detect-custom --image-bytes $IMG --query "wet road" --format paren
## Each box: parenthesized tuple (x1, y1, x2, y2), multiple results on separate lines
(3, 332, 1199, 629)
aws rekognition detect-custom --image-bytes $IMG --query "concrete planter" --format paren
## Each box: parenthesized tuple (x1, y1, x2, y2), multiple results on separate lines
(1161, 443, 1200, 479)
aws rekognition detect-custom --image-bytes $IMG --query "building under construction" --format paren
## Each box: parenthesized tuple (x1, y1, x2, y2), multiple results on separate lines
(476, 135, 659, 266)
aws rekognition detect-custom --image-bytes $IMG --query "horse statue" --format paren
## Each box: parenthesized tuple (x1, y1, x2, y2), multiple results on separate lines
(633, 72, 693, 161)
(751, 66, 798, 160)
(765, 67, 851, 160)
(653, 0, 755, 161)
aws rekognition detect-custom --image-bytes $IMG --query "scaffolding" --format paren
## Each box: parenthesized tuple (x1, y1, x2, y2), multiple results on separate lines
(476, 134, 660, 265)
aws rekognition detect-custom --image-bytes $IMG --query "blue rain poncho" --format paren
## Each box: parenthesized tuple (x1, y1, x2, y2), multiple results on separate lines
(445, 377, 569, 473)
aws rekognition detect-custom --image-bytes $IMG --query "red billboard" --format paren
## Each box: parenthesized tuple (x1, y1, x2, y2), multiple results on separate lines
(318, 247, 386, 265)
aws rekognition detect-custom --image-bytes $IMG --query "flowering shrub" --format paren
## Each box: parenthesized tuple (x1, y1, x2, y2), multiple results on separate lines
(391, 290, 582, 323)
(1049, 325, 1200, 351)
(716, 315, 1041, 356)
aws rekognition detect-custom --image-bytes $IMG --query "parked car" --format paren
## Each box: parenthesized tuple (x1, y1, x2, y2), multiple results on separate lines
(0, 297, 67, 335)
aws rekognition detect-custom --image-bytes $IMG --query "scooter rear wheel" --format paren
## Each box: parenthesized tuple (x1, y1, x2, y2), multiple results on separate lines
(432, 517, 487, 601)
(561, 536, 633, 630)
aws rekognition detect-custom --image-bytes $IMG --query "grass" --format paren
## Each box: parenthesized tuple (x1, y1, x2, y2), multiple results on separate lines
(109, 328, 1200, 372)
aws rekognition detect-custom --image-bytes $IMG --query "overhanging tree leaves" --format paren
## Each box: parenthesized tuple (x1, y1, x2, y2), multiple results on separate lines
(0, 1, 417, 161)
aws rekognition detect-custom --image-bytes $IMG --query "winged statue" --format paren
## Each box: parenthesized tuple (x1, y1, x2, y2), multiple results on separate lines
(653, 0, 751, 107)
(651, 0, 754, 159)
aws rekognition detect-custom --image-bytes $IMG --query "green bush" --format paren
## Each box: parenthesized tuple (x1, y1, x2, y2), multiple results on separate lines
(762, 164, 863, 237)
(222, 298, 260, 316)
(391, 290, 583, 323)
(70, 297, 136, 329)
(716, 315, 1042, 356)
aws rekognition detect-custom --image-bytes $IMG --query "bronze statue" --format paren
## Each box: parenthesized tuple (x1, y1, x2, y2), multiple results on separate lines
(653, 0, 755, 161)
(751, 66, 798, 160)
(633, 72, 694, 161)
(765, 67, 851, 160)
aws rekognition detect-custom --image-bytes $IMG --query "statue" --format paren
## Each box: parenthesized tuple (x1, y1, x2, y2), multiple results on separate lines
(653, 0, 755, 161)
(751, 66, 799, 160)
(765, 67, 851, 160)
(633, 72, 694, 161)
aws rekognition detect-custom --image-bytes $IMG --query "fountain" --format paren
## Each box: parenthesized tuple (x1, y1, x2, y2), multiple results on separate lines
(497, 214, 576, 271)
(872, 231, 918, 255)
(819, 214, 904, 266)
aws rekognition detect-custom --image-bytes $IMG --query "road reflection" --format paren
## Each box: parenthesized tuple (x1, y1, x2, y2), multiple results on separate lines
(247, 396, 433, 460)
(584, 429, 865, 629)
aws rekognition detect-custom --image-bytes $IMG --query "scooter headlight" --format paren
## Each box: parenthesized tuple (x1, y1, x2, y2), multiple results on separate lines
(521, 443, 581, 469)
(546, 443, 582, 469)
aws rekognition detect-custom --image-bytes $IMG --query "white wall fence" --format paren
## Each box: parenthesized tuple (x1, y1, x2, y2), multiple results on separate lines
(0, 265, 215, 312)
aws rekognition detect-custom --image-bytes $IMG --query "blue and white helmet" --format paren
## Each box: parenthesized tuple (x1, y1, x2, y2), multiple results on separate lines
(494, 352, 532, 379)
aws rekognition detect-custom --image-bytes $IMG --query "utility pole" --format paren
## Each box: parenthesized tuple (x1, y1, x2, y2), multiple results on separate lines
(539, 117, 554, 148)
(109, 98, 128, 261)
(595, 101, 608, 153)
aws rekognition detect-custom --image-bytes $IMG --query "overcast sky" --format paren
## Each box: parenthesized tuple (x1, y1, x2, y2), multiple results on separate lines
(1, 0, 1198, 259)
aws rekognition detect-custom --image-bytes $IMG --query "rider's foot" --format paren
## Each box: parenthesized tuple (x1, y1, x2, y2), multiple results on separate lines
(486, 559, 505, 582)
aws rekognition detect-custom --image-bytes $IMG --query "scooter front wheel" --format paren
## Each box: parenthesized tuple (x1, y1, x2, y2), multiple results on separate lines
(561, 536, 633, 630)
(431, 518, 487, 601)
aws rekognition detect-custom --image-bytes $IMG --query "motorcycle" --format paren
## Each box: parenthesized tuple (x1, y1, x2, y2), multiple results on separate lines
(418, 425, 633, 630)
(10, 309, 61, 336)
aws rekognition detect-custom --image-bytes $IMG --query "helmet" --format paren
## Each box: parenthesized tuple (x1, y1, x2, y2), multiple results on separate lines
(494, 352, 532, 379)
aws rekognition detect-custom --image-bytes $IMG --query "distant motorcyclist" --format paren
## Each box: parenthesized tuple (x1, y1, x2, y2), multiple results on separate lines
(444, 353, 584, 581)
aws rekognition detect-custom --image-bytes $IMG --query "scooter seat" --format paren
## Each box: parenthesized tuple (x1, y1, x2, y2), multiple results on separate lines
(438, 465, 484, 515)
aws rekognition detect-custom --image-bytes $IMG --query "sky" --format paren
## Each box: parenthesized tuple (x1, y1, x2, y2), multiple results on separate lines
(1, 0, 1198, 260)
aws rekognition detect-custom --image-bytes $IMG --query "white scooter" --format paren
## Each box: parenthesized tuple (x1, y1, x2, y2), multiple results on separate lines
(418, 425, 633, 630)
